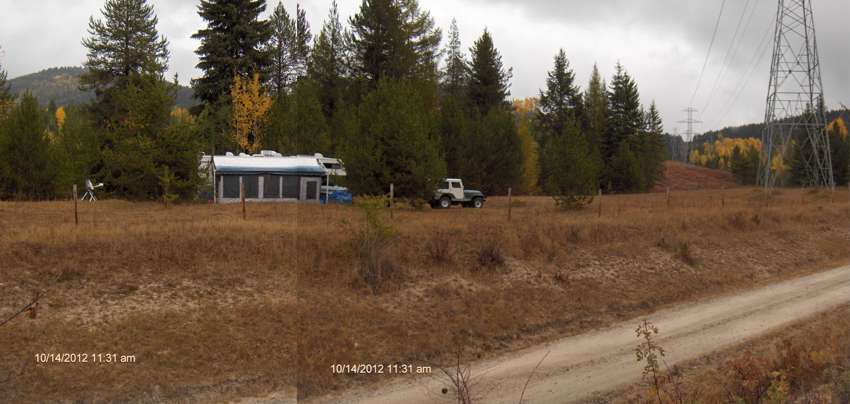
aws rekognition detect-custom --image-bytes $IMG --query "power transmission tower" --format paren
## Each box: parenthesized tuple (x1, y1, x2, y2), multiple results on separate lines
(679, 107, 702, 142)
(761, 0, 834, 188)
(679, 107, 702, 163)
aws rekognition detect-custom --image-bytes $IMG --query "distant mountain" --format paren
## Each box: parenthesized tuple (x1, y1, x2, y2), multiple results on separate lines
(8, 66, 199, 108)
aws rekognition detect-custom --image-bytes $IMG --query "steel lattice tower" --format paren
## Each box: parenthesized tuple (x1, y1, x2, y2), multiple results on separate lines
(761, 0, 834, 188)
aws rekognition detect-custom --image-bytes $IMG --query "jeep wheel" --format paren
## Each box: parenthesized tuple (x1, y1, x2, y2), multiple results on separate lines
(439, 196, 452, 209)
(472, 198, 484, 209)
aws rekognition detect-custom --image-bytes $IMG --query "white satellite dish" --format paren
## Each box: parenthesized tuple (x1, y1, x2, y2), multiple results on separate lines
(81, 179, 104, 202)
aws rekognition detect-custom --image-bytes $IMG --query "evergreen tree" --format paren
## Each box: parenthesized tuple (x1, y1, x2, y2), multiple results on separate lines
(440, 19, 468, 99)
(639, 101, 667, 187)
(81, 0, 169, 94)
(266, 79, 331, 155)
(46, 100, 59, 134)
(437, 95, 472, 179)
(537, 49, 581, 141)
(308, 1, 347, 119)
(0, 55, 12, 119)
(0, 94, 56, 199)
(267, 1, 296, 95)
(292, 4, 312, 79)
(543, 121, 598, 209)
(468, 29, 511, 114)
(96, 75, 176, 198)
(604, 63, 644, 191)
(535, 51, 599, 204)
(341, 79, 445, 198)
(193, 0, 272, 106)
(53, 105, 100, 193)
(583, 64, 606, 182)
(347, 0, 441, 85)
(81, 0, 170, 129)
(610, 139, 643, 193)
(469, 108, 522, 194)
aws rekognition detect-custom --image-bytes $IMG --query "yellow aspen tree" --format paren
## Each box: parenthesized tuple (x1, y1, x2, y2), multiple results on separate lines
(55, 106, 66, 130)
(231, 73, 272, 153)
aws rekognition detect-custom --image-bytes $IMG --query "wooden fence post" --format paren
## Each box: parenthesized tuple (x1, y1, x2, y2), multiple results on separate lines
(241, 181, 246, 220)
(73, 184, 78, 226)
(389, 184, 394, 219)
(597, 189, 603, 218)
(507, 187, 512, 221)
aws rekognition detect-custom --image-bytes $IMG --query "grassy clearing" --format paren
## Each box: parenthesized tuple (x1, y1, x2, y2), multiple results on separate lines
(0, 187, 848, 401)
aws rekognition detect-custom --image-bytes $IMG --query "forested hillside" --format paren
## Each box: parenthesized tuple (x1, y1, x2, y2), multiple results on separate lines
(9, 66, 198, 108)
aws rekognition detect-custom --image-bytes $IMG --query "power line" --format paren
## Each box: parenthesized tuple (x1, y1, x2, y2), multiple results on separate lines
(712, 17, 775, 129)
(700, 0, 758, 116)
(690, 0, 728, 105)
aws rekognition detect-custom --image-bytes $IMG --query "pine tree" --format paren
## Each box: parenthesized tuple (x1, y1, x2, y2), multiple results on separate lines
(0, 54, 11, 119)
(544, 121, 598, 209)
(97, 75, 178, 198)
(347, 0, 441, 85)
(53, 106, 99, 193)
(341, 79, 445, 198)
(267, 1, 296, 95)
(604, 63, 644, 191)
(0, 94, 55, 199)
(583, 64, 606, 181)
(468, 29, 511, 114)
(537, 49, 594, 195)
(640, 101, 666, 188)
(469, 108, 522, 194)
(81, 0, 168, 94)
(308, 1, 347, 119)
(193, 0, 272, 106)
(292, 4, 312, 79)
(610, 139, 643, 193)
(537, 49, 581, 140)
(441, 19, 468, 99)
(266, 79, 331, 155)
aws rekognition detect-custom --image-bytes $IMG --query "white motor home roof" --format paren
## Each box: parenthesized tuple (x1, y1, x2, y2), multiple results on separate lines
(213, 155, 326, 175)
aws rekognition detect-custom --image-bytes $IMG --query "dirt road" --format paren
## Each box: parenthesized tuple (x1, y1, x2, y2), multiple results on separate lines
(308, 264, 850, 403)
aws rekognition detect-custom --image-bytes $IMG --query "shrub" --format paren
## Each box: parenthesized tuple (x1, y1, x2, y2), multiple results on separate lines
(351, 196, 399, 293)
(425, 231, 453, 264)
(476, 239, 505, 270)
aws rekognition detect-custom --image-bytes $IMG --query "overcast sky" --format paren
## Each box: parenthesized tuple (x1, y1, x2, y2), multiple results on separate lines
(1, 0, 849, 135)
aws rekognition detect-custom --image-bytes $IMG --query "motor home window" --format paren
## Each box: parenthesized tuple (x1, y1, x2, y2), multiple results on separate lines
(244, 175, 259, 198)
(282, 176, 299, 199)
(306, 181, 318, 201)
(222, 176, 239, 198)
(264, 175, 281, 199)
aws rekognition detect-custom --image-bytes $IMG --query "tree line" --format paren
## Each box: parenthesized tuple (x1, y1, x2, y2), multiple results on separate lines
(690, 118, 850, 187)
(0, 0, 667, 203)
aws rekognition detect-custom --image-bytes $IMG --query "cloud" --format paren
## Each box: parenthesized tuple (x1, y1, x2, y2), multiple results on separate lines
(1, 0, 848, 133)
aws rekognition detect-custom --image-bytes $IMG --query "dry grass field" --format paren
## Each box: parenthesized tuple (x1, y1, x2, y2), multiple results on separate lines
(1, 187, 849, 402)
(652, 161, 738, 192)
(610, 303, 850, 403)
